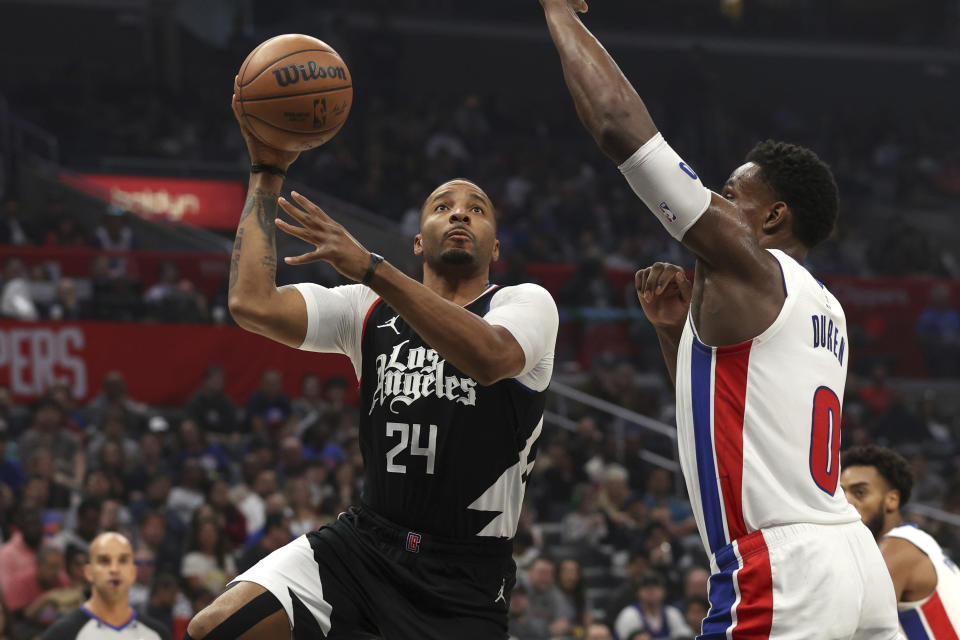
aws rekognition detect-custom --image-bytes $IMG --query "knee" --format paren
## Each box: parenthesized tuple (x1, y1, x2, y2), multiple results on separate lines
(185, 604, 222, 640)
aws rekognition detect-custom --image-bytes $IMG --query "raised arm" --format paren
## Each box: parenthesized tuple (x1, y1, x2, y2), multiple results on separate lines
(225, 94, 308, 348)
(540, 0, 656, 164)
(541, 2, 785, 345)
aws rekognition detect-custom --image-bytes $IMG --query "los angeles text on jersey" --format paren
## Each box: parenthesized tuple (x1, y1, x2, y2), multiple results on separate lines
(370, 339, 476, 414)
(812, 314, 845, 365)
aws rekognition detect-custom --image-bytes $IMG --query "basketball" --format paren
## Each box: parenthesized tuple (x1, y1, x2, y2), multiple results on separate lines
(234, 34, 353, 151)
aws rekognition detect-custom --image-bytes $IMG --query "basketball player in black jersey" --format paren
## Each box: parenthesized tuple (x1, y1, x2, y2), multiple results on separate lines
(184, 98, 558, 640)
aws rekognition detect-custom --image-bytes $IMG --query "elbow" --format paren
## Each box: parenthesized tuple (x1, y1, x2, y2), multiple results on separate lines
(472, 353, 520, 387)
(228, 295, 266, 333)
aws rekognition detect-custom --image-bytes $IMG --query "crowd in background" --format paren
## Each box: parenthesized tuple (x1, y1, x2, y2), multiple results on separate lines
(0, 3, 958, 639)
(0, 353, 956, 639)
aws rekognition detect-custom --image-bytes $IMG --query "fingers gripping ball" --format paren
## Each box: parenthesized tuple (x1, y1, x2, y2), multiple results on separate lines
(235, 34, 353, 151)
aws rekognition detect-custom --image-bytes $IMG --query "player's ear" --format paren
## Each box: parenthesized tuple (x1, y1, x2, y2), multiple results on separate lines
(83, 564, 91, 583)
(413, 233, 423, 256)
(491, 238, 500, 263)
(885, 489, 901, 513)
(761, 201, 789, 233)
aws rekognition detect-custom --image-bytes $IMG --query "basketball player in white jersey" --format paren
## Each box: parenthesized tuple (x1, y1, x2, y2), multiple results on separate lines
(539, 0, 901, 637)
(842, 446, 960, 639)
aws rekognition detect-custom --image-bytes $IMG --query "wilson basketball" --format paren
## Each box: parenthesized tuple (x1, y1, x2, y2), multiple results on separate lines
(234, 34, 353, 151)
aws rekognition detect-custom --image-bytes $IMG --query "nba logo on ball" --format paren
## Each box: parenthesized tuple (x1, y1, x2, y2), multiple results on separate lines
(659, 201, 677, 223)
(314, 98, 327, 128)
(405, 532, 422, 553)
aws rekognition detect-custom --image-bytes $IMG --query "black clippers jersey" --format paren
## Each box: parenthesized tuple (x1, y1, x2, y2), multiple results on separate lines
(358, 286, 547, 541)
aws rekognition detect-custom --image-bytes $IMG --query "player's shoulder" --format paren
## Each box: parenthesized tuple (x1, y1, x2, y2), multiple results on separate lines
(41, 608, 89, 639)
(293, 282, 380, 311)
(885, 523, 938, 550)
(490, 282, 557, 309)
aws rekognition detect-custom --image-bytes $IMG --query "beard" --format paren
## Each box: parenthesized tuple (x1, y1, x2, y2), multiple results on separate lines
(439, 248, 475, 265)
(865, 507, 886, 539)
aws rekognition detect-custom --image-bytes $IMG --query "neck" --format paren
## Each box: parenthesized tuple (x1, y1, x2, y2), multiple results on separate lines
(879, 512, 904, 539)
(85, 595, 132, 626)
(640, 601, 661, 617)
(422, 264, 492, 306)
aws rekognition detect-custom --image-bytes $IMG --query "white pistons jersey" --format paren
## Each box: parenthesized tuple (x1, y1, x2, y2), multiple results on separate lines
(886, 524, 960, 639)
(675, 249, 860, 556)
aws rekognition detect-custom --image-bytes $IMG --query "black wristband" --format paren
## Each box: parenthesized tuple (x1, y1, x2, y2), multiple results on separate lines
(250, 163, 287, 177)
(362, 252, 385, 285)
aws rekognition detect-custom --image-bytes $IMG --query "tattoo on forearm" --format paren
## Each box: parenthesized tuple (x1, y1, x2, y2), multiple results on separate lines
(261, 255, 277, 280)
(232, 188, 279, 291)
(228, 228, 244, 291)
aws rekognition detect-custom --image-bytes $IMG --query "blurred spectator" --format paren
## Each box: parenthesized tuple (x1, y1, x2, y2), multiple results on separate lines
(0, 427, 26, 493)
(291, 373, 327, 436)
(91, 205, 135, 251)
(286, 475, 320, 537)
(85, 371, 148, 433)
(597, 464, 637, 550)
(206, 479, 246, 549)
(556, 558, 589, 629)
(47, 278, 92, 321)
(245, 369, 292, 436)
(43, 214, 86, 247)
(167, 459, 207, 526)
(54, 497, 103, 556)
(858, 364, 892, 419)
(916, 283, 960, 377)
(22, 547, 86, 632)
(1, 257, 38, 320)
(87, 407, 140, 471)
(614, 571, 691, 640)
(643, 469, 697, 538)
(562, 484, 607, 547)
(522, 556, 573, 639)
(507, 584, 549, 640)
(536, 440, 588, 521)
(237, 512, 291, 573)
(0, 198, 35, 245)
(19, 398, 84, 490)
(180, 517, 236, 595)
(0, 508, 46, 598)
(683, 598, 709, 639)
(128, 547, 156, 608)
(186, 366, 238, 440)
(4, 545, 70, 619)
(173, 419, 230, 478)
(585, 623, 614, 640)
(126, 431, 173, 497)
(138, 573, 179, 633)
(236, 468, 277, 540)
(134, 509, 183, 578)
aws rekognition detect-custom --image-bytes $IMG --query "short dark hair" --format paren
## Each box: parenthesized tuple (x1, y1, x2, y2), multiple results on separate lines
(841, 445, 914, 506)
(745, 140, 839, 248)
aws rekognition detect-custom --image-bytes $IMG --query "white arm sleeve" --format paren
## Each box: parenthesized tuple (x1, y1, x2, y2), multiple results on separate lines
(618, 132, 713, 241)
(483, 283, 558, 392)
(291, 283, 379, 378)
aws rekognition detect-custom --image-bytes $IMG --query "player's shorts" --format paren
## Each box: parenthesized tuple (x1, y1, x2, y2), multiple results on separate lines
(699, 520, 903, 640)
(229, 505, 516, 640)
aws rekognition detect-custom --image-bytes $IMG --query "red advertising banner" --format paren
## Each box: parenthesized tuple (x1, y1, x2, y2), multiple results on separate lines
(67, 173, 246, 230)
(0, 321, 357, 406)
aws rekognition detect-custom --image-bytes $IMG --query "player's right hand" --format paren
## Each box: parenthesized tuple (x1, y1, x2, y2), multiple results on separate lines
(539, 0, 588, 14)
(635, 262, 692, 329)
(231, 87, 300, 171)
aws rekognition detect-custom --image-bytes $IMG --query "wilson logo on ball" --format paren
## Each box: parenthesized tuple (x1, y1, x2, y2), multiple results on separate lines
(272, 61, 347, 87)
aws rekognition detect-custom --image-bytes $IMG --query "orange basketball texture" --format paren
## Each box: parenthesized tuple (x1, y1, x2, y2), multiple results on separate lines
(235, 34, 353, 151)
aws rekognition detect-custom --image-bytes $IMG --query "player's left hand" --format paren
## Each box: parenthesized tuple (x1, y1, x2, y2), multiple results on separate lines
(275, 191, 371, 282)
(635, 262, 692, 329)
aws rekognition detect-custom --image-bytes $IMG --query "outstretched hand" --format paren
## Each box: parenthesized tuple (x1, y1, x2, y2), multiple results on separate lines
(540, 0, 588, 13)
(635, 262, 692, 330)
(275, 191, 371, 282)
(231, 85, 300, 171)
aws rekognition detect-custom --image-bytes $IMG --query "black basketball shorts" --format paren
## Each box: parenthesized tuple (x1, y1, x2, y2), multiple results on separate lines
(229, 506, 517, 639)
